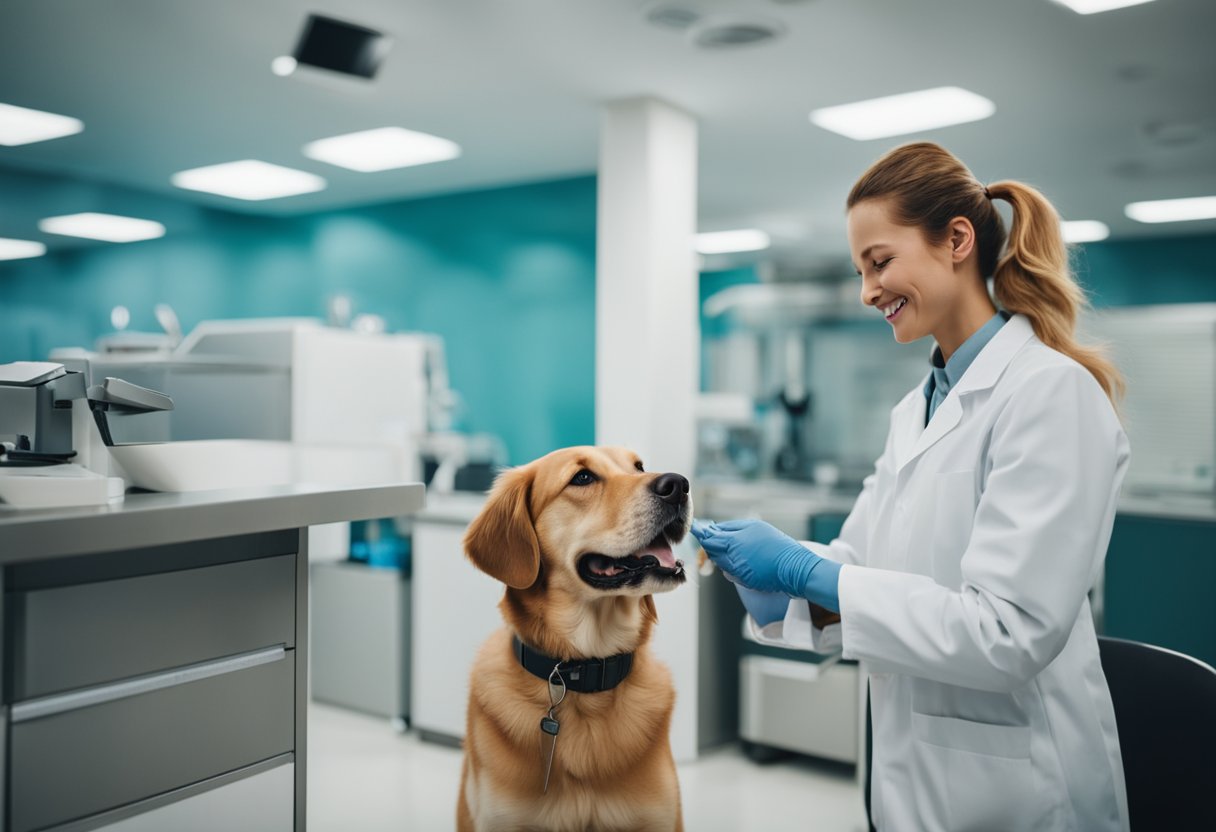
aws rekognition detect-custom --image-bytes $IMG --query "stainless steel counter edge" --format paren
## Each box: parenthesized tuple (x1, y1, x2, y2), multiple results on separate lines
(0, 482, 426, 563)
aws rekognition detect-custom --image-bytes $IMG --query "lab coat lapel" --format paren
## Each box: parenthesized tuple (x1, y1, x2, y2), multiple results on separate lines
(900, 394, 963, 473)
(895, 314, 1036, 475)
(891, 387, 928, 472)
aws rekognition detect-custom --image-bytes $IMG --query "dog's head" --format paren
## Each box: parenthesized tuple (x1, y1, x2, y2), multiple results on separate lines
(463, 447, 691, 656)
(464, 446, 691, 597)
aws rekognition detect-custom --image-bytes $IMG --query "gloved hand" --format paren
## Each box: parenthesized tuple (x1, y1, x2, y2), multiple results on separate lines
(691, 518, 841, 612)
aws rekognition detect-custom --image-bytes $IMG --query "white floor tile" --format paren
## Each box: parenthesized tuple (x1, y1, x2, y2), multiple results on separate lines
(308, 703, 869, 831)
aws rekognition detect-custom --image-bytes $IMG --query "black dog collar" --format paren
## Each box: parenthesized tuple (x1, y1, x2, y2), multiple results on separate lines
(512, 635, 634, 693)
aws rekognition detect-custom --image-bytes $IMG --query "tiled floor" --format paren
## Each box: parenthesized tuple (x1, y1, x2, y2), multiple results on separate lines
(308, 703, 870, 831)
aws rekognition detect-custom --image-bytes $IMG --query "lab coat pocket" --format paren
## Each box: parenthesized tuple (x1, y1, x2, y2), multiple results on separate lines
(912, 712, 1039, 832)
(930, 469, 976, 589)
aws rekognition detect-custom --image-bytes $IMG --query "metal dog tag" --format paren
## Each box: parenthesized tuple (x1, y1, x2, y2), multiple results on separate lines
(541, 710, 560, 793)
(541, 661, 567, 795)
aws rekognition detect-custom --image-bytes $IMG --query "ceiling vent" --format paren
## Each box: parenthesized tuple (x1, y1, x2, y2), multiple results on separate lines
(690, 16, 786, 49)
(1141, 119, 1205, 147)
(644, 4, 702, 30)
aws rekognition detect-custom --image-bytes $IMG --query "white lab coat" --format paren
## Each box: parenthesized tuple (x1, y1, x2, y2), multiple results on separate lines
(749, 314, 1130, 831)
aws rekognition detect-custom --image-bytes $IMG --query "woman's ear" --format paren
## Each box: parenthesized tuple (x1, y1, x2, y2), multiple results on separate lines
(463, 465, 541, 589)
(948, 216, 976, 263)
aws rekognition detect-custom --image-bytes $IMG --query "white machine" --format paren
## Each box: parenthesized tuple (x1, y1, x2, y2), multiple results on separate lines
(56, 317, 429, 454)
(2, 320, 433, 524)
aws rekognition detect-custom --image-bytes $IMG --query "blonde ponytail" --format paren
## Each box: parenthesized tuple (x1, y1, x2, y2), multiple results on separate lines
(987, 180, 1124, 403)
(848, 142, 1124, 405)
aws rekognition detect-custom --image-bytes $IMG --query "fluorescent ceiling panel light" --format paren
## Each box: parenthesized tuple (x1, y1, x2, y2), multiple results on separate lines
(1051, 0, 1155, 14)
(1124, 196, 1216, 224)
(0, 102, 84, 146)
(171, 160, 326, 200)
(1061, 220, 1110, 243)
(696, 229, 770, 254)
(0, 238, 47, 260)
(303, 127, 461, 172)
(809, 86, 995, 141)
(39, 213, 166, 243)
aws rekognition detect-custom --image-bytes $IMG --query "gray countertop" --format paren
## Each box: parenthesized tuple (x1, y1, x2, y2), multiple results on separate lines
(0, 482, 426, 563)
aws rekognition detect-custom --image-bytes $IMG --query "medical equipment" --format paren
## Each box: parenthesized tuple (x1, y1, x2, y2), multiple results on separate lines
(0, 361, 172, 507)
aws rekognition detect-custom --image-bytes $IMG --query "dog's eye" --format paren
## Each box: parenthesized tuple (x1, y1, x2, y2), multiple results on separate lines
(570, 469, 597, 487)
(634, 461, 644, 472)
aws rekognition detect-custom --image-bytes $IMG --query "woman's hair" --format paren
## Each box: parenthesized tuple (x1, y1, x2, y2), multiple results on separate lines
(847, 141, 1123, 403)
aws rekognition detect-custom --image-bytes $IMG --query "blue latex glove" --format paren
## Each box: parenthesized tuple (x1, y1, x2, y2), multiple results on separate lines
(734, 584, 791, 627)
(691, 518, 841, 612)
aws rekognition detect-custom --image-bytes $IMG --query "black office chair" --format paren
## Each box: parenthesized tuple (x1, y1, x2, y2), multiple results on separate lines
(1098, 636, 1216, 829)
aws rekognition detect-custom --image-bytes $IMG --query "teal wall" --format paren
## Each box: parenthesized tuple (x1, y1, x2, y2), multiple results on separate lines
(698, 265, 761, 391)
(1105, 515, 1216, 666)
(1077, 235, 1216, 307)
(0, 173, 598, 466)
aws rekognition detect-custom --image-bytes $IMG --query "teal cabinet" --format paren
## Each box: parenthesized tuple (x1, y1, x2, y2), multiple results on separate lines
(1104, 514, 1216, 667)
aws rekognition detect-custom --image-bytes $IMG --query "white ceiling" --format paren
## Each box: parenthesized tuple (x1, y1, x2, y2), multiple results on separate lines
(1, 0, 1214, 268)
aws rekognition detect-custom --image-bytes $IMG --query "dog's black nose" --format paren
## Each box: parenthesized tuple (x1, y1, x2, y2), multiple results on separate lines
(651, 473, 689, 506)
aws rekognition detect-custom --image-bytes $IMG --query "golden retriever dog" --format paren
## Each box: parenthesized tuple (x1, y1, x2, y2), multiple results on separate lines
(458, 446, 691, 831)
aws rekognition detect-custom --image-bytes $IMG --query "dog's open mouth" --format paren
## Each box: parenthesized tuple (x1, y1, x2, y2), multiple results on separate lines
(577, 532, 686, 589)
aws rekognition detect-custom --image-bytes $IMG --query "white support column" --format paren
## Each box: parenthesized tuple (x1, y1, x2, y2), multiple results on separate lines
(596, 97, 700, 762)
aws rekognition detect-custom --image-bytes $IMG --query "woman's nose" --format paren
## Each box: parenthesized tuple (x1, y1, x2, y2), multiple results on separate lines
(859, 274, 882, 307)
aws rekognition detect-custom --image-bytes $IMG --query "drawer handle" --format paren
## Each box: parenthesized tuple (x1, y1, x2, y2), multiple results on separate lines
(11, 644, 287, 723)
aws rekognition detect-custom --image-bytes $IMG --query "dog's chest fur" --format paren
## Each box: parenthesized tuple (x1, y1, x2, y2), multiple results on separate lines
(464, 630, 680, 829)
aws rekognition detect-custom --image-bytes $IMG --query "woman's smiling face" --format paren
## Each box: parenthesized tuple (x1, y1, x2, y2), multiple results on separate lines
(847, 197, 961, 345)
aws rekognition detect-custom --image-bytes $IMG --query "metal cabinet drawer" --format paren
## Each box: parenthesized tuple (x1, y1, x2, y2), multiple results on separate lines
(8, 553, 296, 700)
(9, 648, 295, 832)
(83, 760, 295, 832)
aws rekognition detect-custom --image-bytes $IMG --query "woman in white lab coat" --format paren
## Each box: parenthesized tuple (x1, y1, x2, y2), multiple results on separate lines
(692, 142, 1130, 831)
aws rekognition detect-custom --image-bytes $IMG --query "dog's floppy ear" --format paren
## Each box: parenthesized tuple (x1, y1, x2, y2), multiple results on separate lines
(641, 595, 659, 626)
(464, 465, 541, 589)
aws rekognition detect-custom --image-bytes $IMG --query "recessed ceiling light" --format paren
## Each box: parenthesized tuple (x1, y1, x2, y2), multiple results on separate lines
(171, 160, 327, 200)
(1051, 0, 1156, 14)
(696, 229, 770, 254)
(1061, 220, 1110, 243)
(39, 213, 166, 243)
(303, 127, 461, 172)
(0, 102, 83, 146)
(271, 56, 298, 77)
(1124, 196, 1216, 224)
(809, 86, 995, 141)
(0, 238, 47, 261)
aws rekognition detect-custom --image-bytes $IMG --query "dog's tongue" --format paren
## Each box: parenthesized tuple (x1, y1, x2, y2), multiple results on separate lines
(640, 534, 678, 568)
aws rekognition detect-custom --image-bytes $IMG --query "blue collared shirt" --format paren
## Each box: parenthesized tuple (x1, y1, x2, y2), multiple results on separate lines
(924, 311, 1009, 424)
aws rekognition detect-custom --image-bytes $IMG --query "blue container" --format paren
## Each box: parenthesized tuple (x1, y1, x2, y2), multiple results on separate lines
(350, 518, 411, 571)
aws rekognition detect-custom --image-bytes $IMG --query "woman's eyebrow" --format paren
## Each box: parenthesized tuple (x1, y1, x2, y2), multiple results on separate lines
(859, 243, 888, 261)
